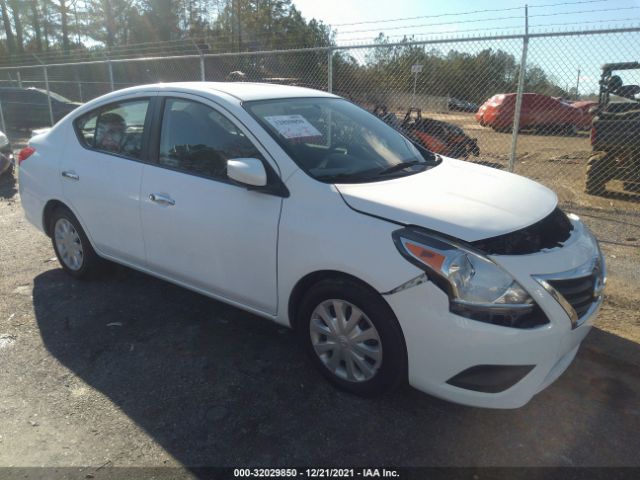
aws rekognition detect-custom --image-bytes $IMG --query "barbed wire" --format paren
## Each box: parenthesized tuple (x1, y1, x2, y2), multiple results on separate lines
(335, 5, 640, 36)
(335, 19, 640, 43)
(331, 0, 607, 27)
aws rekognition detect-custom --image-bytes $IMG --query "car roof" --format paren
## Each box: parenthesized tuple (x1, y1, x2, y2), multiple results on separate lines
(148, 82, 338, 101)
(0, 87, 42, 92)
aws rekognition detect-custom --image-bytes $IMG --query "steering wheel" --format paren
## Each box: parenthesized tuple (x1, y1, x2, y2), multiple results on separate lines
(317, 143, 350, 169)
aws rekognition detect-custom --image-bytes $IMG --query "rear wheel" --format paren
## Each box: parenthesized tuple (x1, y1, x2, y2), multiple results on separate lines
(564, 124, 579, 136)
(585, 152, 616, 196)
(297, 278, 407, 397)
(50, 206, 104, 279)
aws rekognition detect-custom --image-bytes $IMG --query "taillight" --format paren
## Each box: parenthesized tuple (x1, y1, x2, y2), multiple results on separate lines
(18, 146, 35, 165)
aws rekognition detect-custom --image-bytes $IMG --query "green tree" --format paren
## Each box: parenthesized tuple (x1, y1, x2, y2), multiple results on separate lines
(0, 0, 16, 55)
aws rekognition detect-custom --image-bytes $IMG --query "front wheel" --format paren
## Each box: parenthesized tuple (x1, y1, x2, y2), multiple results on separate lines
(564, 124, 579, 136)
(585, 152, 615, 196)
(298, 278, 407, 396)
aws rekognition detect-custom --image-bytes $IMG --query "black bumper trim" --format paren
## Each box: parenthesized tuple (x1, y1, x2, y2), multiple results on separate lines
(446, 364, 535, 393)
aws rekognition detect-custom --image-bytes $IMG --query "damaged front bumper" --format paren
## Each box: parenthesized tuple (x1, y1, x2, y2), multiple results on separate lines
(383, 218, 604, 408)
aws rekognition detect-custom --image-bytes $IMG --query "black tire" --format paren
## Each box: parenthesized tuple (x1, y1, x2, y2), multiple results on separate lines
(585, 152, 615, 196)
(49, 206, 104, 279)
(564, 124, 579, 136)
(297, 278, 407, 397)
(623, 181, 640, 193)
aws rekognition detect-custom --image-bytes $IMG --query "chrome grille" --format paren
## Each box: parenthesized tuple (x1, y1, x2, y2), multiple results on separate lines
(547, 275, 596, 319)
(534, 254, 605, 328)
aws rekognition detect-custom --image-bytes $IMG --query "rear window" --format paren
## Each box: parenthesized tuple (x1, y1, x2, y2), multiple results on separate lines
(74, 99, 150, 160)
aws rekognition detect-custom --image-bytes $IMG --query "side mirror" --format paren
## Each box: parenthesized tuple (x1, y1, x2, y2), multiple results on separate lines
(227, 158, 267, 187)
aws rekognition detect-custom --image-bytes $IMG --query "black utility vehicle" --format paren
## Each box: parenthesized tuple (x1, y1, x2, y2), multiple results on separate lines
(0, 87, 80, 130)
(586, 62, 640, 195)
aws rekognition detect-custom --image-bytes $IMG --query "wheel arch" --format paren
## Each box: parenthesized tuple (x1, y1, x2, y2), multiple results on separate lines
(42, 199, 96, 251)
(42, 199, 69, 237)
(287, 270, 401, 334)
(289, 269, 410, 392)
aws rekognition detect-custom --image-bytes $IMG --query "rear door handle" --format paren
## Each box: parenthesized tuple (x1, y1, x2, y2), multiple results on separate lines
(61, 170, 79, 181)
(149, 193, 175, 206)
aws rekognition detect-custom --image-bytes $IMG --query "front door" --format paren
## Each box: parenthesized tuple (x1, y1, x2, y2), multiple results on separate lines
(140, 96, 282, 315)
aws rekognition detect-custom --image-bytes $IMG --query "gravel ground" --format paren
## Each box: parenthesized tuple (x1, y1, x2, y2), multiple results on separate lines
(0, 126, 639, 473)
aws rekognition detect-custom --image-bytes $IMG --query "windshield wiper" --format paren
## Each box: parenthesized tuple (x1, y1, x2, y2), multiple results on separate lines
(314, 171, 379, 183)
(377, 160, 425, 176)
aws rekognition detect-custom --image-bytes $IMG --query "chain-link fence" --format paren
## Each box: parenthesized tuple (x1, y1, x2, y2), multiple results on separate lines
(0, 27, 639, 209)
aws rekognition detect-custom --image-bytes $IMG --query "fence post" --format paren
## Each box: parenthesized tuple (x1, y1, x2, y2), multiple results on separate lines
(75, 66, 83, 102)
(0, 98, 6, 132)
(16, 70, 21, 88)
(108, 59, 115, 91)
(327, 48, 333, 93)
(35, 53, 55, 127)
(509, 5, 529, 173)
(43, 65, 55, 126)
(190, 39, 206, 82)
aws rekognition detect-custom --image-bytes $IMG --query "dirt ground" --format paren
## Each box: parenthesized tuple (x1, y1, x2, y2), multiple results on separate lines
(0, 124, 639, 475)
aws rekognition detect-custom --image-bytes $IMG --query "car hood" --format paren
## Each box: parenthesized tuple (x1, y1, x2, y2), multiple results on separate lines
(336, 157, 558, 242)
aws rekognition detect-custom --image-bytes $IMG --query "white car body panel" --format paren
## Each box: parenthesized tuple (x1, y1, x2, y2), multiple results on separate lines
(18, 129, 66, 232)
(336, 158, 558, 242)
(61, 126, 148, 264)
(274, 169, 423, 326)
(140, 163, 282, 314)
(18, 82, 604, 409)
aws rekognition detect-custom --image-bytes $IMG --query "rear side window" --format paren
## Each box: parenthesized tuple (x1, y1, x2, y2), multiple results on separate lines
(158, 98, 262, 180)
(75, 99, 150, 160)
(3, 90, 42, 105)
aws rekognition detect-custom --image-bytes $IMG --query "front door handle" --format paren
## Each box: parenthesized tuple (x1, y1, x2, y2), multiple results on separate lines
(61, 170, 79, 181)
(149, 193, 176, 206)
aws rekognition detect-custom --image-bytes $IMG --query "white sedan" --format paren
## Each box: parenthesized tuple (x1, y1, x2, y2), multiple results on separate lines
(18, 82, 605, 408)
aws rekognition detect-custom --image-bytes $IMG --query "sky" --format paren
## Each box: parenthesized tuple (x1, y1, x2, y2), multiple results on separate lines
(292, 0, 640, 95)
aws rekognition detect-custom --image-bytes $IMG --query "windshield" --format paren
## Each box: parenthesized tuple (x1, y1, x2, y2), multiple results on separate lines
(245, 97, 437, 183)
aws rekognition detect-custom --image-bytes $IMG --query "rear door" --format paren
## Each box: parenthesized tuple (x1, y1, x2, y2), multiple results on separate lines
(60, 95, 154, 265)
(139, 94, 283, 314)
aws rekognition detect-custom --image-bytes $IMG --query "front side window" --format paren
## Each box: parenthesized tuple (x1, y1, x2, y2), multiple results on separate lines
(75, 99, 150, 160)
(245, 97, 436, 183)
(158, 98, 262, 180)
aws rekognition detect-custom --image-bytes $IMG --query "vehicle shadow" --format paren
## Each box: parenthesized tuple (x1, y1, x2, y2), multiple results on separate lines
(32, 267, 640, 472)
(0, 168, 17, 199)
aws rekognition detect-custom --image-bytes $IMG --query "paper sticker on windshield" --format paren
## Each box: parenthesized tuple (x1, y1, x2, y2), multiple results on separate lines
(265, 114, 322, 140)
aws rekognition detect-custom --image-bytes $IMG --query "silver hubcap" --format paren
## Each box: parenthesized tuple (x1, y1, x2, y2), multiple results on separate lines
(310, 299, 383, 383)
(54, 218, 84, 271)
